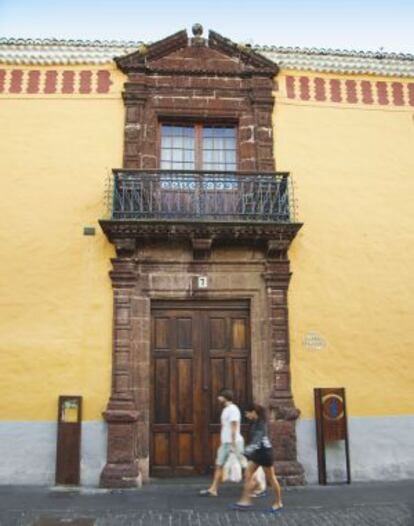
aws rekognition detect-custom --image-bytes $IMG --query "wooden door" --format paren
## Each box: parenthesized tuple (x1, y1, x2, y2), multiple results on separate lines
(150, 301, 251, 476)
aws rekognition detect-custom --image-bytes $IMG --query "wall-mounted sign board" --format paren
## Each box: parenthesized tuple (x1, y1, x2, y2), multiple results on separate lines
(55, 395, 82, 485)
(314, 387, 351, 485)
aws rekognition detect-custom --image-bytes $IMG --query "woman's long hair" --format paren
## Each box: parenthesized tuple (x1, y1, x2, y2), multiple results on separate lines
(245, 402, 267, 422)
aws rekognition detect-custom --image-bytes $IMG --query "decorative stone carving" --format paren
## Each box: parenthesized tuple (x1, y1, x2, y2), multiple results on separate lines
(191, 238, 212, 260)
(100, 220, 302, 244)
(267, 238, 291, 259)
(113, 237, 136, 258)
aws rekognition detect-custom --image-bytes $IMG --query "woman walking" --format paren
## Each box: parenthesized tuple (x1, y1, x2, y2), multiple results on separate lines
(232, 403, 283, 513)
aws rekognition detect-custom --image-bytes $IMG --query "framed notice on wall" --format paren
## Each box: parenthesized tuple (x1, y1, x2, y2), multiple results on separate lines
(314, 387, 351, 485)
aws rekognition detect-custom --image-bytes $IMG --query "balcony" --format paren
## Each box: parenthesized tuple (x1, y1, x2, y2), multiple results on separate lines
(100, 169, 301, 249)
(107, 169, 295, 221)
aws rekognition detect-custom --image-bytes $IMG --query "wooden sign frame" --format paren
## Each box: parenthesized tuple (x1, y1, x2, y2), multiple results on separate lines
(314, 387, 351, 485)
(55, 395, 82, 485)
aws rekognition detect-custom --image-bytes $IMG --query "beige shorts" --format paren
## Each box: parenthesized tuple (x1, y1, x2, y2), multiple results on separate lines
(216, 442, 244, 467)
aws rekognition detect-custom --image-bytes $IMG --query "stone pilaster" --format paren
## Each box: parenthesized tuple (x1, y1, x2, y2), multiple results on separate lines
(264, 241, 305, 485)
(100, 242, 141, 488)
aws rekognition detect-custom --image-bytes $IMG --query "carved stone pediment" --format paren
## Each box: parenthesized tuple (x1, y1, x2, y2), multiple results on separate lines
(115, 29, 278, 77)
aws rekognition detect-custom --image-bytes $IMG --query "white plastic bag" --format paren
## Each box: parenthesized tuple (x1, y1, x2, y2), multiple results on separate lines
(223, 452, 242, 482)
(253, 466, 267, 492)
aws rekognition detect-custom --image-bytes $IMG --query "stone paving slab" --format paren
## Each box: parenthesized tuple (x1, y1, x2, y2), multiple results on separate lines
(1, 504, 412, 526)
(0, 480, 413, 526)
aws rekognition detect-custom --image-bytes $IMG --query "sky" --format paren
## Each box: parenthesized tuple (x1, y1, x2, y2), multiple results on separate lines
(0, 0, 413, 53)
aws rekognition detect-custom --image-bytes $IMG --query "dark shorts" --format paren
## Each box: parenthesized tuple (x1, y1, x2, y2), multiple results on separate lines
(250, 447, 274, 467)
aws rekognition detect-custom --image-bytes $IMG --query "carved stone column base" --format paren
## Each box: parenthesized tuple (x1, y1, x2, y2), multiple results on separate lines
(100, 460, 141, 488)
(268, 410, 305, 486)
(100, 400, 141, 488)
(274, 460, 305, 486)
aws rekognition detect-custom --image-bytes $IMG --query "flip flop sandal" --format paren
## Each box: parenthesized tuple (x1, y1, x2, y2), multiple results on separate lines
(230, 503, 254, 511)
(267, 504, 283, 513)
(199, 489, 218, 497)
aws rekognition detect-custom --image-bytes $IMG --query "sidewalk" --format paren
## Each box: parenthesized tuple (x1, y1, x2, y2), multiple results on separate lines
(0, 478, 413, 526)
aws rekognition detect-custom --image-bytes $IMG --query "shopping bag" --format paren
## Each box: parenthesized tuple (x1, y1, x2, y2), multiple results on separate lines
(253, 466, 267, 491)
(223, 452, 242, 482)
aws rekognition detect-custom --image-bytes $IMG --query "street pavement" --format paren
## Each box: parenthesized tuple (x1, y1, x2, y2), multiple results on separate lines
(0, 478, 413, 526)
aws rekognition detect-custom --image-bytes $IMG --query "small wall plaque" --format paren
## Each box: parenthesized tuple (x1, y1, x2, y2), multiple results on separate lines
(303, 331, 327, 350)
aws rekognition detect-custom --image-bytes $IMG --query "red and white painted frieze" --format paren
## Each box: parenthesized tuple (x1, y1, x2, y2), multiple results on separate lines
(285, 75, 414, 107)
(0, 68, 112, 94)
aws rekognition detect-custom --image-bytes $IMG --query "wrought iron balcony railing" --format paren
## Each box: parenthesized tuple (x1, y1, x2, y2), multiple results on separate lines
(105, 170, 296, 223)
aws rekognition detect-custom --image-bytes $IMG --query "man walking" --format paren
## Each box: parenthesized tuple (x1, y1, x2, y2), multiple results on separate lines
(200, 388, 244, 496)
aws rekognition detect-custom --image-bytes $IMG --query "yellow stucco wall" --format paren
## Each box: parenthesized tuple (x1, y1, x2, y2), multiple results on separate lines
(0, 65, 124, 421)
(275, 71, 414, 418)
(0, 64, 413, 422)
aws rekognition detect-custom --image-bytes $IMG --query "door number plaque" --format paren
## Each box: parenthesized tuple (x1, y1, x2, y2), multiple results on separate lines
(197, 276, 208, 288)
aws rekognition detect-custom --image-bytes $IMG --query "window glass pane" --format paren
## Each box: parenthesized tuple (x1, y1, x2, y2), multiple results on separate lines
(161, 150, 172, 162)
(161, 135, 172, 148)
(172, 125, 183, 136)
(203, 138, 213, 149)
(171, 135, 184, 148)
(224, 151, 236, 164)
(184, 150, 195, 162)
(161, 124, 195, 170)
(183, 136, 194, 149)
(202, 126, 236, 171)
(223, 127, 236, 138)
(172, 150, 183, 162)
(224, 138, 236, 150)
(203, 127, 235, 139)
(214, 139, 225, 152)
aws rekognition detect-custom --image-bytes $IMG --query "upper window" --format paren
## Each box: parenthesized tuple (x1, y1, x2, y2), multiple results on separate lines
(160, 123, 237, 171)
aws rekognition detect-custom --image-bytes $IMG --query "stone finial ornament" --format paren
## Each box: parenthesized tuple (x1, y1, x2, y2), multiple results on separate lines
(192, 23, 203, 37)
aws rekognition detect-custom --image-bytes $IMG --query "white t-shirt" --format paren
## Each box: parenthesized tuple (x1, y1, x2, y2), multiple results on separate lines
(220, 403, 243, 444)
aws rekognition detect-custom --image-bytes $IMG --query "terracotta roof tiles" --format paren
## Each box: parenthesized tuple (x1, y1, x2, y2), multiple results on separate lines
(0, 37, 413, 77)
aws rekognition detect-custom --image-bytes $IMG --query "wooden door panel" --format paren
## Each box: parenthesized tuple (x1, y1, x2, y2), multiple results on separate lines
(208, 317, 227, 350)
(153, 317, 170, 349)
(153, 358, 170, 423)
(176, 358, 193, 424)
(231, 318, 248, 350)
(153, 432, 170, 467)
(176, 317, 193, 349)
(177, 433, 193, 466)
(232, 358, 249, 410)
